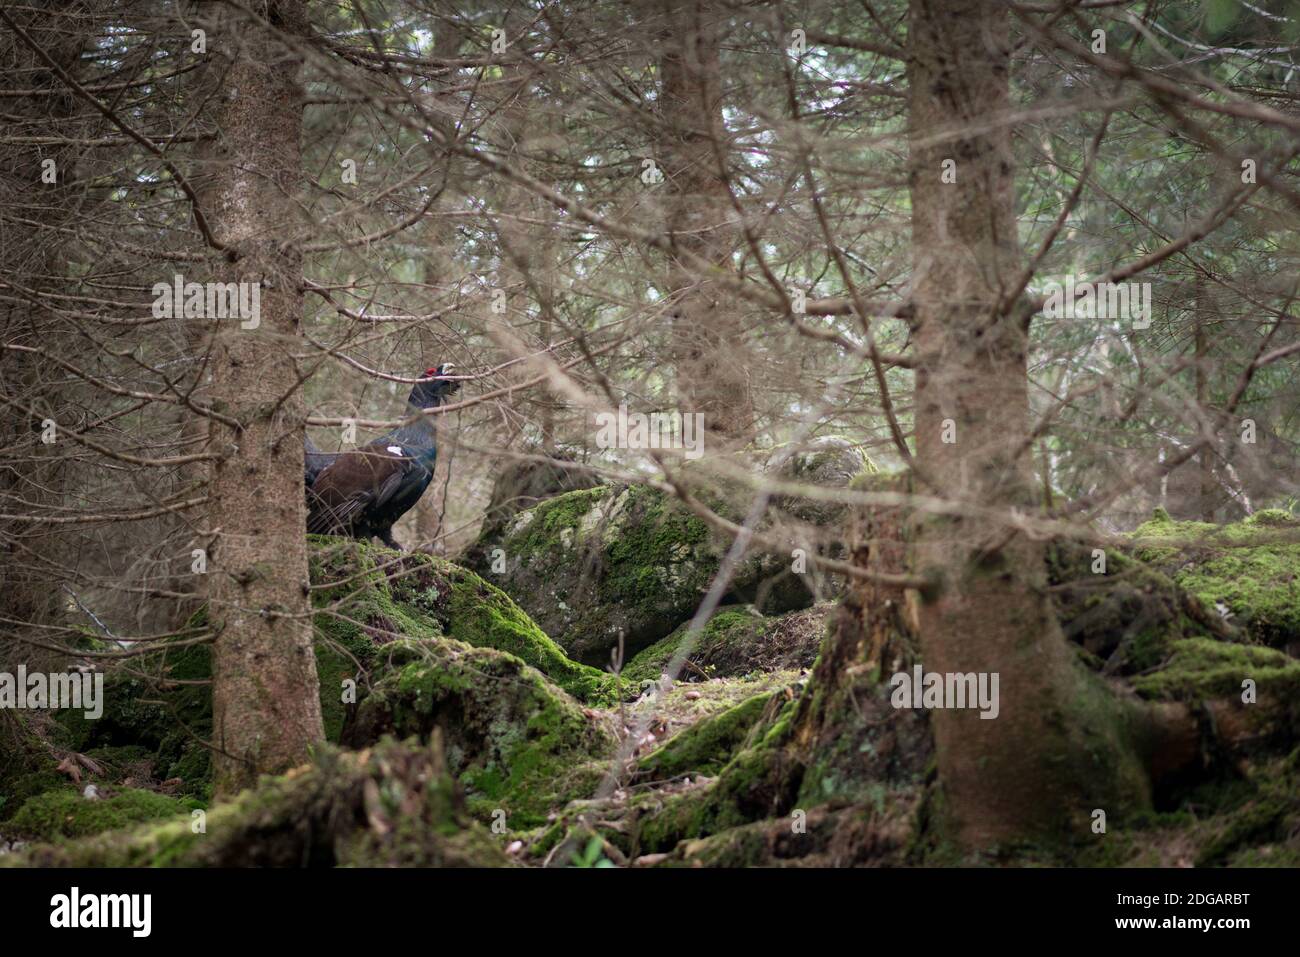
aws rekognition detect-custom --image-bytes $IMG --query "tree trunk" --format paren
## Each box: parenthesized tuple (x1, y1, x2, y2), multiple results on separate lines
(907, 0, 1149, 847)
(1195, 275, 1216, 521)
(659, 0, 754, 447)
(204, 0, 323, 797)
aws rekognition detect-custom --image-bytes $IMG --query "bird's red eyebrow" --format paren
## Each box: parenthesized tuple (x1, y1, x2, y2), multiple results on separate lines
(424, 367, 439, 377)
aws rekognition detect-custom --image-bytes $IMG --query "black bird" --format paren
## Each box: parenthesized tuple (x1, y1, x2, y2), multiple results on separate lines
(303, 434, 338, 489)
(306, 364, 460, 549)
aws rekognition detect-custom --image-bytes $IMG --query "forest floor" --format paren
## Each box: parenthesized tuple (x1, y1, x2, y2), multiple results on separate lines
(3, 487, 1299, 867)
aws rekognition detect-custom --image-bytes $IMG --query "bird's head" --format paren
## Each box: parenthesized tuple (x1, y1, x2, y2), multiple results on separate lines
(409, 363, 461, 408)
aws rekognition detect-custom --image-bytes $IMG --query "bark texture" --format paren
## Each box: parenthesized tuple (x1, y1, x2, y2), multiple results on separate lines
(204, 0, 323, 797)
(907, 0, 1148, 846)
(658, 0, 754, 445)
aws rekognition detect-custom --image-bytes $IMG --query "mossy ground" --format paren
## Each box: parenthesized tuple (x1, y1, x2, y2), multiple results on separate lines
(634, 691, 775, 779)
(28, 540, 618, 813)
(5, 740, 510, 868)
(1132, 508, 1300, 648)
(9, 788, 201, 842)
(7, 506, 1300, 867)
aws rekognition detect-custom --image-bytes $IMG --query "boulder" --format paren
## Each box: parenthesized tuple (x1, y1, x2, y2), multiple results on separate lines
(342, 637, 617, 827)
(474, 452, 602, 541)
(621, 604, 830, 687)
(462, 483, 818, 665)
(39, 539, 617, 810)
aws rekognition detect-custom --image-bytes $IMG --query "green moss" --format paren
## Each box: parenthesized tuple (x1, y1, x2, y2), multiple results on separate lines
(504, 485, 611, 559)
(624, 608, 759, 686)
(46, 539, 610, 817)
(56, 635, 215, 799)
(569, 485, 720, 658)
(6, 740, 511, 868)
(309, 538, 445, 742)
(380, 549, 619, 705)
(312, 537, 616, 702)
(0, 711, 72, 821)
(346, 638, 616, 828)
(9, 788, 200, 842)
(1076, 750, 1300, 868)
(1047, 538, 1235, 675)
(1194, 797, 1290, 867)
(464, 483, 802, 665)
(1131, 509, 1300, 647)
(634, 696, 803, 853)
(1130, 637, 1300, 701)
(0, 770, 71, 823)
(636, 691, 774, 779)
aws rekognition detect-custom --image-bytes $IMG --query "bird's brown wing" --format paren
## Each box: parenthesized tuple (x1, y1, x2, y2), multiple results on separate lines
(306, 444, 412, 534)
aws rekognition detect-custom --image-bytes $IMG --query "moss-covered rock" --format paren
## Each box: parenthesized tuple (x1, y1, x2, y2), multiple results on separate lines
(380, 548, 619, 704)
(55, 636, 215, 800)
(5, 738, 511, 868)
(462, 483, 814, 665)
(312, 538, 619, 704)
(472, 453, 602, 543)
(313, 538, 617, 704)
(1047, 539, 1234, 675)
(635, 691, 774, 780)
(342, 638, 617, 828)
(8, 788, 201, 842)
(1129, 638, 1300, 702)
(622, 604, 829, 687)
(48, 539, 614, 809)
(309, 538, 446, 739)
(1131, 509, 1300, 650)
